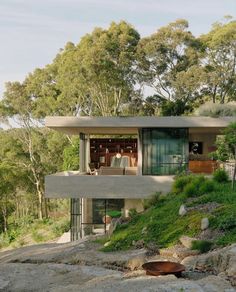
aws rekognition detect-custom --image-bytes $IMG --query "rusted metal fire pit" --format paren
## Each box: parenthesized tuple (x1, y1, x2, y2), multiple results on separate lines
(142, 261, 185, 277)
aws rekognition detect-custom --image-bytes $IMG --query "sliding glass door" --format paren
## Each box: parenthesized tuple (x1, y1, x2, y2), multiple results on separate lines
(142, 128, 188, 175)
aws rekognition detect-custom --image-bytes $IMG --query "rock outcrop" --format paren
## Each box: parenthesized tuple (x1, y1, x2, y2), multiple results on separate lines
(0, 238, 235, 291)
(182, 243, 236, 286)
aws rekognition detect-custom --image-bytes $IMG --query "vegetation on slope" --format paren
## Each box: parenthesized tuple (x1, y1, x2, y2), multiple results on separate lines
(0, 215, 70, 250)
(103, 174, 236, 252)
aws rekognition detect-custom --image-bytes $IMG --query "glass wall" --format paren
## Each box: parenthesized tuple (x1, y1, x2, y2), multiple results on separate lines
(142, 128, 188, 175)
(92, 199, 124, 224)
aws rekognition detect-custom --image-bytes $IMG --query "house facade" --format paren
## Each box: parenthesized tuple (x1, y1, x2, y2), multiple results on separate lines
(45, 116, 235, 239)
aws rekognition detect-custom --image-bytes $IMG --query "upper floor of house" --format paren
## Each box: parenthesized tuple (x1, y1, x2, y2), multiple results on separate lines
(45, 116, 236, 199)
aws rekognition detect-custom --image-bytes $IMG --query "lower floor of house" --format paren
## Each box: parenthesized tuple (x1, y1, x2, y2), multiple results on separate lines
(70, 198, 144, 239)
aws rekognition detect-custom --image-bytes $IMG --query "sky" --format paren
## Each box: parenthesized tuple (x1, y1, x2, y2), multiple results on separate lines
(0, 0, 235, 100)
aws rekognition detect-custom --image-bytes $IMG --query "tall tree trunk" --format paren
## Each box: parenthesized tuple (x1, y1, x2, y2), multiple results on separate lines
(36, 181, 44, 220)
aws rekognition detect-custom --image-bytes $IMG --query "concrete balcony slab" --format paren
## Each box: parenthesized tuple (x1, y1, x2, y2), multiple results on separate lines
(45, 173, 174, 199)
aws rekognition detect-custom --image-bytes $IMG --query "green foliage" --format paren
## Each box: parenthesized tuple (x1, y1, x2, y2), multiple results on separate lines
(51, 218, 70, 237)
(211, 122, 236, 189)
(200, 20, 236, 104)
(191, 240, 213, 253)
(0, 233, 11, 249)
(143, 192, 161, 209)
(196, 102, 236, 117)
(172, 175, 193, 193)
(213, 169, 229, 183)
(63, 137, 80, 170)
(31, 230, 44, 242)
(173, 174, 214, 197)
(104, 179, 236, 252)
(128, 208, 138, 219)
(217, 213, 236, 232)
(216, 232, 236, 246)
(107, 210, 121, 218)
(0, 215, 70, 249)
(199, 180, 215, 194)
(137, 19, 204, 115)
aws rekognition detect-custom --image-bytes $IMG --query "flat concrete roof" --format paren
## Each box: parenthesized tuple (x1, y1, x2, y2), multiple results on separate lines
(45, 116, 236, 135)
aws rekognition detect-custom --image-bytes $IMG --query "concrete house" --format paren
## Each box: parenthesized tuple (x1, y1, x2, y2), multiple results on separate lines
(45, 116, 235, 239)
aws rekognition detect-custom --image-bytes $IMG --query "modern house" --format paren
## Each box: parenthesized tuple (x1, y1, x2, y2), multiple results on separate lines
(45, 116, 235, 239)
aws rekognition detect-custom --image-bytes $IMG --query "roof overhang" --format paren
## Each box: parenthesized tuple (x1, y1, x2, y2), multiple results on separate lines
(45, 116, 236, 135)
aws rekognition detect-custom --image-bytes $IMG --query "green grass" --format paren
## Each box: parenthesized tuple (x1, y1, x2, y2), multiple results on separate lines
(103, 179, 236, 252)
(191, 240, 213, 253)
(0, 216, 70, 249)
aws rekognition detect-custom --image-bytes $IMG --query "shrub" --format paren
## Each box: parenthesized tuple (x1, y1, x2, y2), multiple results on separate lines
(199, 180, 215, 194)
(195, 102, 236, 117)
(218, 214, 236, 231)
(128, 208, 138, 218)
(183, 182, 199, 197)
(0, 233, 11, 248)
(213, 169, 229, 183)
(52, 218, 70, 237)
(32, 230, 44, 242)
(191, 240, 213, 253)
(172, 175, 193, 194)
(183, 175, 206, 197)
(179, 175, 215, 197)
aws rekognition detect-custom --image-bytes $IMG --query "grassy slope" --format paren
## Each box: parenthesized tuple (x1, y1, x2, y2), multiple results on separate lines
(103, 181, 236, 252)
(0, 216, 70, 250)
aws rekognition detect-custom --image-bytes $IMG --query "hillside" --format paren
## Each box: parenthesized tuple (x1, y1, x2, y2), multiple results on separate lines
(0, 216, 70, 250)
(103, 173, 236, 252)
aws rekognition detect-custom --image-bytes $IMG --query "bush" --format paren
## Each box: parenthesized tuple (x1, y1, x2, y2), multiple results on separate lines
(213, 169, 229, 183)
(191, 240, 213, 253)
(183, 175, 206, 197)
(199, 180, 215, 194)
(177, 175, 215, 198)
(195, 102, 236, 117)
(32, 230, 44, 242)
(52, 218, 70, 237)
(172, 175, 193, 194)
(218, 214, 236, 231)
(128, 208, 138, 218)
(183, 182, 199, 197)
(0, 233, 11, 248)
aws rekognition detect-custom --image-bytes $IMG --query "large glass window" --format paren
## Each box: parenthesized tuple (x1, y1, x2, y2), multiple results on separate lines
(92, 199, 124, 224)
(142, 128, 188, 175)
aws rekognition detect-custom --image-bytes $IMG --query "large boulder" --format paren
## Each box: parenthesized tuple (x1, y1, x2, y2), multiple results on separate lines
(160, 245, 199, 260)
(182, 243, 236, 287)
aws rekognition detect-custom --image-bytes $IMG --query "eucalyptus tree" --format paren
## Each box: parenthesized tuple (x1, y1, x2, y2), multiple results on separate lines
(200, 19, 236, 104)
(137, 19, 204, 115)
(52, 21, 140, 117)
(0, 84, 68, 219)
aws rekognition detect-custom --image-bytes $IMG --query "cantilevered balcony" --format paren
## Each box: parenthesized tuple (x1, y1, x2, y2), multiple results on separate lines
(45, 171, 174, 199)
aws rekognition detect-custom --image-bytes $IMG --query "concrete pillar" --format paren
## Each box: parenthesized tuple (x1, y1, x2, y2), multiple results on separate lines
(85, 134, 90, 172)
(137, 128, 143, 176)
(79, 133, 86, 173)
(124, 199, 144, 217)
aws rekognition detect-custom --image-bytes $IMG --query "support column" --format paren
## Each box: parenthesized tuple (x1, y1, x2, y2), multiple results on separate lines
(80, 133, 86, 173)
(70, 198, 82, 241)
(70, 132, 86, 241)
(137, 128, 143, 176)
